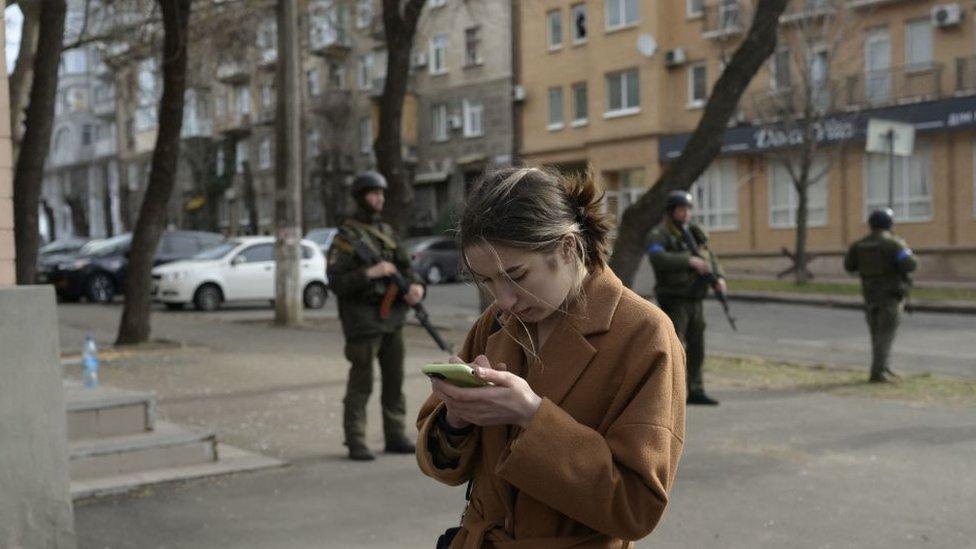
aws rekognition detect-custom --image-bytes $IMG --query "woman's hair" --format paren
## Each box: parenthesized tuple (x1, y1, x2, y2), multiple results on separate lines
(458, 166, 614, 295)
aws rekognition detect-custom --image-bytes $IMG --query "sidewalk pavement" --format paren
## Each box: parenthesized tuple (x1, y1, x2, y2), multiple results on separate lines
(725, 290, 976, 315)
(67, 311, 976, 548)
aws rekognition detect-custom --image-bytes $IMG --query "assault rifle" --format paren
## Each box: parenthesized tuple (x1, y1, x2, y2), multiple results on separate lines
(353, 240, 454, 353)
(680, 226, 738, 331)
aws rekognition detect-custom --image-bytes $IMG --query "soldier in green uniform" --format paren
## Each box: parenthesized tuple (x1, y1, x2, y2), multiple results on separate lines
(844, 208, 917, 383)
(646, 190, 726, 406)
(327, 171, 426, 460)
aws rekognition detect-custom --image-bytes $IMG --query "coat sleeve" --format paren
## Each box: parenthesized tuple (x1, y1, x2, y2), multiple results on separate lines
(415, 308, 495, 485)
(843, 243, 858, 273)
(495, 316, 686, 541)
(647, 230, 691, 273)
(326, 232, 373, 299)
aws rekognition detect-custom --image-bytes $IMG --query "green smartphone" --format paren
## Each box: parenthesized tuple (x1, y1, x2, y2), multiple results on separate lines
(422, 363, 491, 388)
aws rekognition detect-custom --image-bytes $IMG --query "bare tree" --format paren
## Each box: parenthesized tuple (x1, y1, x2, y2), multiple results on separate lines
(8, 0, 41, 162)
(375, 0, 426, 235)
(747, 0, 859, 284)
(608, 0, 791, 287)
(116, 0, 192, 345)
(12, 0, 67, 284)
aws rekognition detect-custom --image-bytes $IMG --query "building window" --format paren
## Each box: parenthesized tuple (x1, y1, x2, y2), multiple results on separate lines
(603, 168, 645, 225)
(687, 0, 703, 17)
(548, 87, 564, 130)
(307, 68, 321, 96)
(328, 61, 346, 89)
(68, 88, 89, 112)
(359, 117, 372, 154)
(431, 104, 448, 142)
(769, 156, 829, 228)
(235, 86, 251, 115)
(258, 137, 272, 169)
(429, 0, 446, 7)
(358, 54, 374, 89)
(865, 146, 932, 221)
(605, 69, 639, 116)
(216, 147, 226, 177)
(691, 159, 738, 230)
(235, 139, 249, 174)
(355, 0, 373, 29)
(772, 47, 791, 90)
(570, 4, 587, 43)
(53, 128, 70, 156)
(464, 27, 482, 66)
(462, 100, 484, 138)
(571, 82, 588, 125)
(307, 128, 320, 159)
(261, 83, 274, 109)
(605, 0, 638, 30)
(688, 62, 707, 108)
(61, 49, 87, 74)
(864, 28, 891, 103)
(429, 34, 448, 75)
(82, 124, 93, 146)
(547, 10, 563, 50)
(905, 19, 933, 69)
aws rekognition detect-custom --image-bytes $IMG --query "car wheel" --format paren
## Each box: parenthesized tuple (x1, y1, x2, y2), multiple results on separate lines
(303, 283, 328, 309)
(86, 273, 115, 303)
(193, 284, 223, 312)
(165, 302, 185, 311)
(426, 264, 444, 285)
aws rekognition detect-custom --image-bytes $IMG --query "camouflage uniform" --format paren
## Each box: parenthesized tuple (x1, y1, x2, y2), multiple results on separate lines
(646, 219, 724, 397)
(844, 229, 918, 381)
(327, 211, 422, 450)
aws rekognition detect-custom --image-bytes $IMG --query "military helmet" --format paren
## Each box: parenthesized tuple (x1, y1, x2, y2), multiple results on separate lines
(868, 208, 894, 230)
(351, 171, 388, 197)
(666, 190, 694, 211)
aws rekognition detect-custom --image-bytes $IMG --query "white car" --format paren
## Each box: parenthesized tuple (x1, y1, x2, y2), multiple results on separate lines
(151, 236, 329, 312)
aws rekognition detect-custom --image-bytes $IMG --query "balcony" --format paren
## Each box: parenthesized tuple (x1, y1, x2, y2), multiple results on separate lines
(181, 114, 213, 139)
(309, 89, 353, 119)
(745, 83, 839, 121)
(309, 31, 352, 58)
(701, 0, 744, 40)
(216, 61, 250, 84)
(841, 63, 943, 110)
(219, 112, 252, 136)
(93, 95, 116, 119)
(846, 0, 926, 9)
(258, 48, 277, 69)
(367, 77, 386, 100)
(94, 135, 117, 158)
(779, 0, 835, 24)
(955, 56, 976, 95)
(255, 106, 276, 126)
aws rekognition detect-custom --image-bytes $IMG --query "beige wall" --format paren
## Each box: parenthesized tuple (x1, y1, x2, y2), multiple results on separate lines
(1, 18, 15, 287)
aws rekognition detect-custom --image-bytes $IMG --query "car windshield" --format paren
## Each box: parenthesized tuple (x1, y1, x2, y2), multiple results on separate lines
(306, 228, 337, 246)
(79, 234, 131, 257)
(193, 241, 239, 260)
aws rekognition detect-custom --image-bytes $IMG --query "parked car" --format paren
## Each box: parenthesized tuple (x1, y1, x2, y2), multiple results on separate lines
(36, 237, 94, 283)
(151, 236, 329, 312)
(43, 230, 224, 303)
(305, 227, 338, 255)
(406, 235, 461, 284)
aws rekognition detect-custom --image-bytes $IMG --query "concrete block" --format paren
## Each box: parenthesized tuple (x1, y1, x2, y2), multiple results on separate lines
(0, 287, 76, 548)
(66, 403, 148, 440)
(69, 422, 217, 480)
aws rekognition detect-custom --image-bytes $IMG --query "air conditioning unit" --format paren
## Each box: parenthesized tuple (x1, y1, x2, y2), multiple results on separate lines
(664, 48, 687, 68)
(448, 115, 463, 130)
(411, 52, 428, 68)
(512, 85, 527, 102)
(932, 4, 962, 28)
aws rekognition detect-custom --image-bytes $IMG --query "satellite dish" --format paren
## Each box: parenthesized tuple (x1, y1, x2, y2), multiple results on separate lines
(637, 33, 658, 58)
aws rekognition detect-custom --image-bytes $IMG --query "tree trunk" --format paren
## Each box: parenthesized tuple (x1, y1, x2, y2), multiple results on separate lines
(241, 161, 259, 234)
(9, 0, 41, 163)
(65, 190, 90, 237)
(608, 0, 789, 287)
(12, 0, 66, 284)
(376, 0, 425, 235)
(794, 178, 810, 285)
(116, 0, 192, 345)
(103, 171, 115, 237)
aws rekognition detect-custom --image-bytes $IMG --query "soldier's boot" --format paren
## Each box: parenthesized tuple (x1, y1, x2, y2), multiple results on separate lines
(384, 434, 415, 454)
(687, 390, 720, 406)
(347, 441, 376, 461)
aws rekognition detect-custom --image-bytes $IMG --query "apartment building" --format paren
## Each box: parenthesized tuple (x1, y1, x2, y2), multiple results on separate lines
(409, 0, 515, 232)
(519, 0, 976, 280)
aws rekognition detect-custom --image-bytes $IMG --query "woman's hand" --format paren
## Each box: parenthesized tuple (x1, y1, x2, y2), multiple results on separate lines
(431, 355, 542, 430)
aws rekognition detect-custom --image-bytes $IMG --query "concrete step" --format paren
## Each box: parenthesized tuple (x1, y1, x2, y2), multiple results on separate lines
(69, 421, 217, 481)
(63, 380, 155, 440)
(71, 445, 285, 501)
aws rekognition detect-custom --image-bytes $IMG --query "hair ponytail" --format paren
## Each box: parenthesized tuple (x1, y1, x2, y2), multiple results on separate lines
(563, 169, 613, 270)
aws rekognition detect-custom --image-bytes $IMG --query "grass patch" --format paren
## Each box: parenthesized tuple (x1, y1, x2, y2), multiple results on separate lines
(708, 355, 976, 407)
(728, 278, 976, 303)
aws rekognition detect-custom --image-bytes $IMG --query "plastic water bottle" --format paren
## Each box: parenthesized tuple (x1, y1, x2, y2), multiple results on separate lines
(82, 334, 100, 389)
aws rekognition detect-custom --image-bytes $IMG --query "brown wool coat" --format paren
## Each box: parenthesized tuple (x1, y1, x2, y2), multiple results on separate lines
(416, 268, 687, 548)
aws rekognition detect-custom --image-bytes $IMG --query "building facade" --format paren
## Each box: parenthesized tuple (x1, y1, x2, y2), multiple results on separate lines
(519, 0, 976, 280)
(1, 15, 14, 285)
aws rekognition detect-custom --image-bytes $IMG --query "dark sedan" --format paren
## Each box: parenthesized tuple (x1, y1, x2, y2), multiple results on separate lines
(406, 235, 461, 285)
(43, 230, 224, 303)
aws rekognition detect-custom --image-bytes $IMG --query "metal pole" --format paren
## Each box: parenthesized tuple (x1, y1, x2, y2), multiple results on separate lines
(274, 0, 303, 325)
(887, 129, 895, 210)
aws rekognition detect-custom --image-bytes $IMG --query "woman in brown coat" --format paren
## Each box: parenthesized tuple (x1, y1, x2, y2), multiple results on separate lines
(416, 167, 686, 548)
